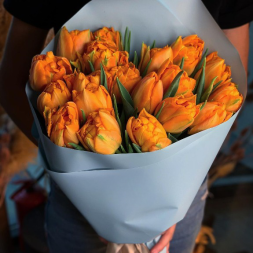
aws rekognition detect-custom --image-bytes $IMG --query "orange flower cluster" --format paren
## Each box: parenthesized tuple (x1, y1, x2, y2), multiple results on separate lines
(29, 26, 243, 155)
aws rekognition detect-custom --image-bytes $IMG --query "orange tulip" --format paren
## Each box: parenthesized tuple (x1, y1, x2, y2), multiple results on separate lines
(157, 60, 196, 97)
(188, 101, 233, 135)
(93, 27, 122, 50)
(131, 72, 163, 114)
(126, 108, 171, 152)
(37, 80, 71, 115)
(77, 108, 121, 154)
(139, 43, 173, 74)
(56, 26, 92, 61)
(171, 35, 204, 76)
(72, 82, 113, 122)
(29, 51, 72, 91)
(208, 82, 243, 113)
(194, 52, 231, 90)
(109, 63, 142, 102)
(154, 95, 200, 134)
(44, 102, 79, 148)
(80, 40, 128, 73)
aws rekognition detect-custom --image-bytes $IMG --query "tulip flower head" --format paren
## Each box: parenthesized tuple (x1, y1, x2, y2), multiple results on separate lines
(57, 26, 92, 61)
(194, 52, 231, 90)
(157, 60, 196, 97)
(80, 40, 128, 73)
(188, 101, 233, 135)
(208, 81, 243, 113)
(77, 108, 122, 154)
(93, 27, 123, 50)
(171, 35, 204, 76)
(139, 43, 173, 74)
(72, 82, 113, 122)
(131, 71, 163, 114)
(44, 102, 79, 148)
(109, 63, 142, 102)
(29, 51, 73, 91)
(126, 109, 171, 152)
(155, 95, 200, 134)
(37, 80, 71, 115)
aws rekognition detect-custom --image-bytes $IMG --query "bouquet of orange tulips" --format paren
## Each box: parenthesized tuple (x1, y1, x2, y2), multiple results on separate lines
(25, 0, 247, 245)
(30, 26, 243, 155)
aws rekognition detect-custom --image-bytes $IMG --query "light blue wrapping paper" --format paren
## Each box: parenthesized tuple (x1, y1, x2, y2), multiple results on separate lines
(26, 0, 247, 244)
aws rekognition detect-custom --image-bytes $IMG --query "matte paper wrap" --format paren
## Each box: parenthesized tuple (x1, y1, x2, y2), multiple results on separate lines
(26, 0, 247, 244)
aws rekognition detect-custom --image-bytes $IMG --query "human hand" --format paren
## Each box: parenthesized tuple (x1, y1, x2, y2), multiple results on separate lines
(150, 224, 176, 253)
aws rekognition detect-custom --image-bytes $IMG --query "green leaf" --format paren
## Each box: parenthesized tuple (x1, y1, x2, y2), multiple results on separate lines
(112, 94, 122, 132)
(115, 149, 122, 154)
(128, 144, 134, 153)
(201, 76, 217, 103)
(81, 109, 86, 124)
(193, 74, 200, 94)
(100, 63, 109, 91)
(116, 77, 135, 119)
(88, 60, 95, 72)
(179, 57, 185, 70)
(167, 133, 178, 143)
(155, 101, 165, 119)
(211, 80, 223, 93)
(190, 48, 208, 78)
(142, 58, 152, 78)
(124, 27, 129, 52)
(133, 51, 139, 68)
(120, 144, 127, 153)
(132, 143, 142, 153)
(196, 58, 206, 104)
(116, 77, 134, 107)
(68, 143, 84, 150)
(127, 31, 131, 54)
(125, 130, 130, 152)
(163, 71, 184, 99)
(200, 100, 207, 110)
(150, 40, 156, 49)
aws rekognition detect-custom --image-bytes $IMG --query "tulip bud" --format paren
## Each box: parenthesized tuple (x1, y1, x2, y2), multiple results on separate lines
(188, 101, 233, 135)
(109, 63, 142, 103)
(194, 52, 231, 90)
(171, 35, 204, 76)
(77, 108, 121, 154)
(44, 102, 79, 148)
(208, 82, 243, 113)
(29, 51, 72, 91)
(72, 82, 113, 122)
(131, 72, 163, 114)
(139, 43, 173, 74)
(57, 26, 92, 61)
(154, 95, 200, 134)
(158, 60, 196, 97)
(37, 80, 71, 115)
(126, 109, 171, 152)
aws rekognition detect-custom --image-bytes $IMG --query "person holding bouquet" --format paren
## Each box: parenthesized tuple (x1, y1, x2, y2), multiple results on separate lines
(0, 0, 252, 253)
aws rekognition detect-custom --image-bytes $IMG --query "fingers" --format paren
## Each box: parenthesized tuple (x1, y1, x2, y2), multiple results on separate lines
(150, 224, 176, 253)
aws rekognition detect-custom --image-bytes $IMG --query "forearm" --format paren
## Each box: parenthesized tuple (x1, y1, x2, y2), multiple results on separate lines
(223, 23, 249, 73)
(0, 17, 50, 143)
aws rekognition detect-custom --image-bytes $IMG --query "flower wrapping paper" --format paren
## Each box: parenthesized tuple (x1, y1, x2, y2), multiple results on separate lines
(26, 0, 247, 244)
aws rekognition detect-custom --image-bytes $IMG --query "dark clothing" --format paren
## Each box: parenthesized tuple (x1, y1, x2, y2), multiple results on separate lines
(3, 0, 253, 32)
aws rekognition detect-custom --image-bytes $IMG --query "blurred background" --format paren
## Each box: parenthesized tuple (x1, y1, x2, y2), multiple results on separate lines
(0, 1, 253, 253)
